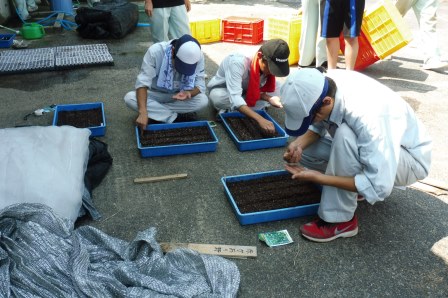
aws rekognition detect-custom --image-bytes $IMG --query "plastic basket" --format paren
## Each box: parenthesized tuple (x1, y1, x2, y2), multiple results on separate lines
(53, 102, 106, 137)
(267, 16, 302, 65)
(222, 170, 320, 225)
(0, 34, 15, 48)
(361, 0, 412, 59)
(222, 16, 264, 45)
(190, 18, 221, 44)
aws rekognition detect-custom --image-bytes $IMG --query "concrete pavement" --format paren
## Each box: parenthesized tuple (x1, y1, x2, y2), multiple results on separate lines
(0, 0, 447, 296)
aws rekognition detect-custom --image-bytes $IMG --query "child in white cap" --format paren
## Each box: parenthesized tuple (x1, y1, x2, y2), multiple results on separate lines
(124, 34, 208, 130)
(281, 68, 432, 242)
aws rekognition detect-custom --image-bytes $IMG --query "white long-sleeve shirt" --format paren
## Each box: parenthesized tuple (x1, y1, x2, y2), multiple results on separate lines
(207, 53, 268, 109)
(310, 70, 432, 204)
(135, 41, 206, 94)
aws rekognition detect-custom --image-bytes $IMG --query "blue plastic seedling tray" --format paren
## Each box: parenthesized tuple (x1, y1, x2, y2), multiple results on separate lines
(222, 170, 321, 225)
(219, 110, 288, 151)
(53, 102, 106, 137)
(136, 121, 218, 157)
(0, 34, 15, 48)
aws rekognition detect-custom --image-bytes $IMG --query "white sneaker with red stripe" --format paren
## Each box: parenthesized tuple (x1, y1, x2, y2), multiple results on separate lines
(300, 215, 358, 243)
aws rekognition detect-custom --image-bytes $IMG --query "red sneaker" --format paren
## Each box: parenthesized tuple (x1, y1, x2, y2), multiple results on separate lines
(300, 215, 358, 243)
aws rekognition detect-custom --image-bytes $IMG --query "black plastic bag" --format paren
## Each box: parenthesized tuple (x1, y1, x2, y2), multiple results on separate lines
(79, 137, 113, 220)
(75, 0, 139, 39)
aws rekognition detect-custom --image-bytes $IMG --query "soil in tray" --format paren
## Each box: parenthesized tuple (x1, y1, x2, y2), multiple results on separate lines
(225, 116, 280, 141)
(140, 126, 214, 147)
(56, 108, 103, 128)
(226, 173, 321, 213)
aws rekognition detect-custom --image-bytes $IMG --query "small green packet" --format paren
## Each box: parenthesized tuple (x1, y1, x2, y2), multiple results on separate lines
(258, 229, 293, 247)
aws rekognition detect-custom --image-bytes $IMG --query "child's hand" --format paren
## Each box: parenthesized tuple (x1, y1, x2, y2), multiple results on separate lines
(172, 91, 191, 100)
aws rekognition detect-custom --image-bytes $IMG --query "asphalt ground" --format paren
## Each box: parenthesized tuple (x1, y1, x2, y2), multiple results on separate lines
(0, 0, 447, 296)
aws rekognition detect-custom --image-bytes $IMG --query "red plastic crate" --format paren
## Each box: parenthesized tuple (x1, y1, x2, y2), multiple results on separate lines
(222, 17, 264, 45)
(339, 30, 379, 71)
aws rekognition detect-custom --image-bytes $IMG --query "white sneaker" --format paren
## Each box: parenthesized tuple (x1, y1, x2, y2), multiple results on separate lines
(422, 57, 448, 70)
(27, 5, 38, 12)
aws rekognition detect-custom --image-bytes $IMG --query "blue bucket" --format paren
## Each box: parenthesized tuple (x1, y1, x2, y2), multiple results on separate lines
(51, 0, 74, 14)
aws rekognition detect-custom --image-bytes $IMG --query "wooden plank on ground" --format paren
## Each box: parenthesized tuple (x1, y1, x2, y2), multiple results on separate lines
(409, 181, 447, 196)
(134, 173, 188, 184)
(160, 242, 257, 259)
(418, 178, 448, 191)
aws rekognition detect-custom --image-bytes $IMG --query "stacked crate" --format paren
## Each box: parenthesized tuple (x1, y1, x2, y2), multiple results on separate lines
(340, 0, 412, 70)
(267, 16, 301, 65)
(361, 0, 413, 59)
(189, 18, 222, 44)
(221, 16, 264, 45)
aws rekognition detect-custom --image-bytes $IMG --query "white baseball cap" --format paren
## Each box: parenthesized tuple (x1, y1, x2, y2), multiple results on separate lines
(174, 34, 201, 76)
(280, 68, 329, 136)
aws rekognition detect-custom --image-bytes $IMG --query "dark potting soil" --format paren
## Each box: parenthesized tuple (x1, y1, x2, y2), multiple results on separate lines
(140, 126, 214, 147)
(56, 108, 103, 128)
(226, 173, 321, 213)
(225, 116, 280, 141)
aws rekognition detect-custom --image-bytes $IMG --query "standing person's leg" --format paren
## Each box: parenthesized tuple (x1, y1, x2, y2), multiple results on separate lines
(168, 5, 191, 40)
(342, 0, 365, 70)
(395, 0, 414, 16)
(325, 38, 340, 69)
(149, 8, 170, 42)
(413, 0, 446, 69)
(315, 34, 327, 67)
(299, 0, 320, 67)
(343, 37, 359, 70)
(321, 0, 343, 69)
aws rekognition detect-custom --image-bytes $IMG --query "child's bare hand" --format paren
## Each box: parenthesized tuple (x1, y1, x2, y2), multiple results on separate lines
(172, 91, 191, 100)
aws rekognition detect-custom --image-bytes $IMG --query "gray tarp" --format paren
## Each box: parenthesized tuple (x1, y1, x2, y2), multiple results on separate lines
(0, 204, 240, 297)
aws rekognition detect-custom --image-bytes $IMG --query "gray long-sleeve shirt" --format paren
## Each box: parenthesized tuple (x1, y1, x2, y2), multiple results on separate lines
(207, 53, 268, 109)
(310, 70, 432, 204)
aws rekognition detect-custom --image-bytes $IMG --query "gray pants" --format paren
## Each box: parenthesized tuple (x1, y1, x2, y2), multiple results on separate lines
(395, 0, 441, 62)
(208, 81, 282, 111)
(124, 90, 208, 123)
(301, 123, 428, 222)
(149, 5, 191, 43)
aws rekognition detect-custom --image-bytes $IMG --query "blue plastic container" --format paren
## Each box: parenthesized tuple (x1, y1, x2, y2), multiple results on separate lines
(219, 110, 288, 151)
(222, 170, 321, 225)
(52, 102, 106, 137)
(0, 34, 15, 48)
(136, 121, 219, 157)
(51, 0, 74, 14)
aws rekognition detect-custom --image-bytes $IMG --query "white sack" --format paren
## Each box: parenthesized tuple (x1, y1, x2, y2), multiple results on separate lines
(0, 126, 91, 223)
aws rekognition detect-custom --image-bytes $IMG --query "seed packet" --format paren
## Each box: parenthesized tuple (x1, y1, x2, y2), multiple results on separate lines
(258, 229, 293, 247)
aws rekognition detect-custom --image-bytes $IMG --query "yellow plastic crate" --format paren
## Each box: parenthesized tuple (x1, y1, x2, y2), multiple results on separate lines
(190, 19, 221, 44)
(267, 16, 302, 65)
(361, 0, 412, 59)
